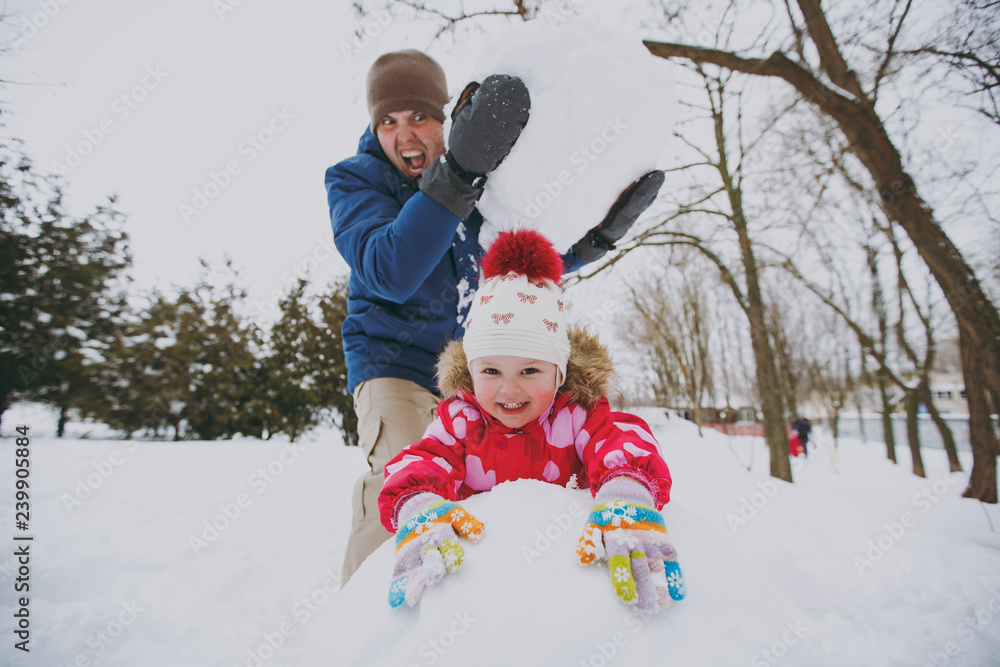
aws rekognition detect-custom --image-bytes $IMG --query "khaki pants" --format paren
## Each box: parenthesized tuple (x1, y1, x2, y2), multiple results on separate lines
(342, 377, 439, 583)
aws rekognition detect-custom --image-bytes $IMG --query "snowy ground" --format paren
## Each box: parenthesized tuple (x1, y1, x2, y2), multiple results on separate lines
(2, 403, 999, 667)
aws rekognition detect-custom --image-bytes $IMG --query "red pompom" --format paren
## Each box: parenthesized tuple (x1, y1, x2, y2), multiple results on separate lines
(481, 230, 564, 284)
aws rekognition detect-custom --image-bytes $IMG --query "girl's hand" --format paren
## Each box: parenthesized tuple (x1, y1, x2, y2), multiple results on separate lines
(577, 477, 685, 613)
(389, 494, 485, 608)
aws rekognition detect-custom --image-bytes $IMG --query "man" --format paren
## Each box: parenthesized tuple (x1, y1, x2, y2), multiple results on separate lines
(326, 49, 664, 581)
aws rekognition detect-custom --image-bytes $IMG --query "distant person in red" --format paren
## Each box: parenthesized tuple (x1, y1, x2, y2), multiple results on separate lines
(791, 415, 812, 458)
(789, 432, 805, 457)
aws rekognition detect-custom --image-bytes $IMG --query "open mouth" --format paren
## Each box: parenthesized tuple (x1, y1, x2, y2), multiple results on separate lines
(499, 402, 527, 411)
(401, 149, 427, 173)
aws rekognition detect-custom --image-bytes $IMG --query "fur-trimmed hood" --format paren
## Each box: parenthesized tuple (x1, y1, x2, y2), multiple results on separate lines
(436, 327, 615, 407)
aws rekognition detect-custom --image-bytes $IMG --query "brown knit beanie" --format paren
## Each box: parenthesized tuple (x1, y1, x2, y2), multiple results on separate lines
(366, 50, 449, 131)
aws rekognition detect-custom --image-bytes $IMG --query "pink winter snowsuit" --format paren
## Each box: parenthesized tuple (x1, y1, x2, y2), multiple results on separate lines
(378, 328, 673, 531)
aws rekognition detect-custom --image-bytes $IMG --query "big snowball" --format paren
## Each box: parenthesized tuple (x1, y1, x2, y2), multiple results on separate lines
(469, 18, 676, 253)
(305, 479, 803, 666)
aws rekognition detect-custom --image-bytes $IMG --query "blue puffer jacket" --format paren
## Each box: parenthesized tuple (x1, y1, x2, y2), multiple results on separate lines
(326, 128, 485, 396)
(326, 127, 585, 396)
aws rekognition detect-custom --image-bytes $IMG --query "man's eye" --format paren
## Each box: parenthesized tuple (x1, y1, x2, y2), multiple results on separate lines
(381, 118, 395, 126)
(413, 113, 426, 122)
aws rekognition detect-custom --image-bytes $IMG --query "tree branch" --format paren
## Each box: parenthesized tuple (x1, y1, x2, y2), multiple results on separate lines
(794, 0, 867, 99)
(872, 0, 915, 103)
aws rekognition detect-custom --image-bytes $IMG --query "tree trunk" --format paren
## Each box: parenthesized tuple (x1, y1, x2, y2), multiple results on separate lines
(830, 405, 840, 444)
(904, 389, 926, 478)
(877, 370, 897, 463)
(919, 380, 963, 473)
(710, 86, 792, 482)
(57, 403, 68, 439)
(741, 241, 791, 481)
(644, 29, 1000, 500)
(0, 390, 9, 435)
(856, 359, 868, 443)
(961, 327, 999, 503)
(856, 400, 867, 443)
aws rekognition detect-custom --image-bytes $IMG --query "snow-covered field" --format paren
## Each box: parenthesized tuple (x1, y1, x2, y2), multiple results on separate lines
(2, 402, 999, 666)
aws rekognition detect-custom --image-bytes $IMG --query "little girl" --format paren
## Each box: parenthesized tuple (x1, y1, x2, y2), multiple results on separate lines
(378, 230, 684, 613)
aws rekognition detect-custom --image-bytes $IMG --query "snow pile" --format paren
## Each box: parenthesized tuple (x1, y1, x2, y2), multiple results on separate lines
(308, 479, 793, 667)
(2, 404, 1000, 666)
(469, 18, 676, 253)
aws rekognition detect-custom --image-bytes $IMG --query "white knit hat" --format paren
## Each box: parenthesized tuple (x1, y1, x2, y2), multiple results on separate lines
(463, 230, 570, 383)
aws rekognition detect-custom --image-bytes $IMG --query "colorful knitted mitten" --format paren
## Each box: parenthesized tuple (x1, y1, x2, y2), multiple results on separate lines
(577, 476, 685, 613)
(389, 493, 485, 608)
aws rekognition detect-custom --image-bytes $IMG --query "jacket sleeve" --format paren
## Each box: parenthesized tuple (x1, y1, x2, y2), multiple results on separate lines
(577, 400, 672, 509)
(378, 401, 469, 531)
(561, 247, 587, 274)
(325, 159, 463, 304)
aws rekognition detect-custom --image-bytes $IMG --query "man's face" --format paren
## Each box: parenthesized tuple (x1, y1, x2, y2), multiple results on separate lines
(375, 110, 445, 179)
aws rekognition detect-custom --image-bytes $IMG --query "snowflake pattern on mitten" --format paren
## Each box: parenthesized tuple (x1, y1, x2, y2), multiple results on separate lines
(578, 489, 684, 613)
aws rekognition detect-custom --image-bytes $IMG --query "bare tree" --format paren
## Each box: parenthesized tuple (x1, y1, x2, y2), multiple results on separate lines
(777, 222, 965, 479)
(644, 0, 1000, 501)
(905, 0, 1000, 126)
(623, 250, 715, 435)
(576, 50, 795, 480)
(802, 316, 856, 448)
(765, 281, 812, 421)
(349, 0, 996, 494)
(884, 224, 964, 472)
(866, 237, 901, 464)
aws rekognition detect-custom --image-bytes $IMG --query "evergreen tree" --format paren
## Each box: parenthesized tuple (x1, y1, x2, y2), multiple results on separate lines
(182, 268, 264, 440)
(90, 290, 193, 439)
(0, 148, 131, 434)
(259, 278, 327, 441)
(92, 263, 263, 440)
(314, 277, 356, 445)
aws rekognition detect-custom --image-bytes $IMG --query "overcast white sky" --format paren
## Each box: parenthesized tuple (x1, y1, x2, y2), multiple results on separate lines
(0, 0, 497, 323)
(2, 0, 995, 335)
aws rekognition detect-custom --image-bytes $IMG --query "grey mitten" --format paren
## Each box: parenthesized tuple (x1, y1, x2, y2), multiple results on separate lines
(571, 170, 665, 263)
(420, 74, 531, 219)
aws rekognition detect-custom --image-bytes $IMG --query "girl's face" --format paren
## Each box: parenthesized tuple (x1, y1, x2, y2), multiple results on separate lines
(470, 355, 559, 429)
